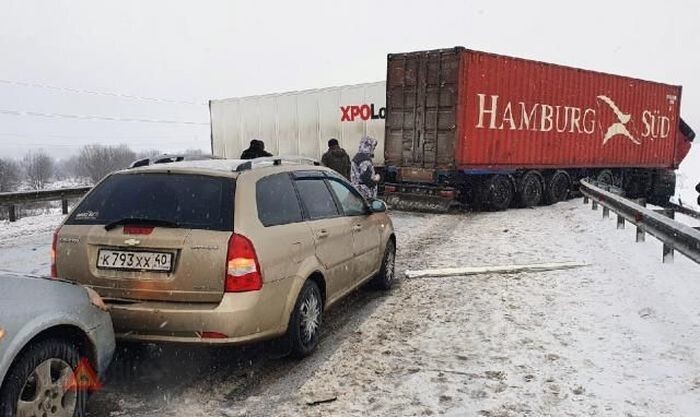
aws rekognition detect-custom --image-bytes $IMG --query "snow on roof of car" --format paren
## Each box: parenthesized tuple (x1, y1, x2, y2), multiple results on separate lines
(133, 158, 247, 172)
(124, 157, 321, 174)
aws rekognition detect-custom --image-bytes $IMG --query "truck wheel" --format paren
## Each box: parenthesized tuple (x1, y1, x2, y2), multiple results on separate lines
(517, 171, 544, 208)
(287, 280, 323, 358)
(648, 169, 676, 206)
(596, 170, 614, 186)
(483, 174, 514, 211)
(544, 170, 571, 204)
(0, 338, 87, 417)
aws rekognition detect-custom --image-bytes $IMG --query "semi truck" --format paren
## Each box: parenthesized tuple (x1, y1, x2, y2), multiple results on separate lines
(209, 47, 694, 212)
(381, 47, 695, 211)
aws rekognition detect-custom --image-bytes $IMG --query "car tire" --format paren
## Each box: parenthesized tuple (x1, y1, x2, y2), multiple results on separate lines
(372, 239, 396, 290)
(0, 338, 87, 417)
(287, 280, 323, 358)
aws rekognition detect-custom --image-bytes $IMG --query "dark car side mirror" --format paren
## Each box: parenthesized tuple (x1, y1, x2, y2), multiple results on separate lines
(369, 199, 387, 213)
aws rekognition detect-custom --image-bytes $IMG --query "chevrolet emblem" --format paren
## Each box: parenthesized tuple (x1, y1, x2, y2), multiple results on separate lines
(124, 238, 141, 246)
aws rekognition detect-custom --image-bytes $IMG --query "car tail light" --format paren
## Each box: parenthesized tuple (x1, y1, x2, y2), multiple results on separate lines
(123, 225, 154, 235)
(440, 190, 455, 199)
(384, 185, 397, 193)
(50, 228, 59, 278)
(225, 234, 262, 292)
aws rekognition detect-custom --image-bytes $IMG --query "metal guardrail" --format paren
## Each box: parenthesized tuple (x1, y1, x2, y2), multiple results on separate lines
(579, 178, 700, 264)
(0, 186, 92, 222)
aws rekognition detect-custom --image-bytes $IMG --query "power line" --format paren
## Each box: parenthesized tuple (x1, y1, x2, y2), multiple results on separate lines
(0, 108, 209, 126)
(0, 79, 207, 106)
(0, 140, 204, 147)
(0, 132, 206, 140)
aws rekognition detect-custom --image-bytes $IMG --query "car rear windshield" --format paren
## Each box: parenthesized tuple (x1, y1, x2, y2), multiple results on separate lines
(66, 173, 234, 231)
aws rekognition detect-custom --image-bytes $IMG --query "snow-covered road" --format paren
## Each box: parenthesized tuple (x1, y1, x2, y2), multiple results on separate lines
(1, 201, 699, 416)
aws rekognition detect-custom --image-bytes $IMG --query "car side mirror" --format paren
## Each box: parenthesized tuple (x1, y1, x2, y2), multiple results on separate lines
(369, 199, 387, 213)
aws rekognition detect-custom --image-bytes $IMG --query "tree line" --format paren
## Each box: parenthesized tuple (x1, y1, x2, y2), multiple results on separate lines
(0, 145, 203, 192)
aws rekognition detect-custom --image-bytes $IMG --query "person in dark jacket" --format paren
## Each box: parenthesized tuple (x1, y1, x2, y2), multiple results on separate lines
(696, 181, 700, 206)
(321, 138, 351, 179)
(351, 136, 380, 199)
(240, 139, 272, 159)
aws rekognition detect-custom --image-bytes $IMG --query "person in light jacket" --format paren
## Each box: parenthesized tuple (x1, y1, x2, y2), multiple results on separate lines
(351, 136, 380, 199)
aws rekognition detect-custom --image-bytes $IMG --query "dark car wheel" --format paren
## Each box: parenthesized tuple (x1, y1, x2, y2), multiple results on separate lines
(287, 280, 323, 358)
(0, 338, 87, 417)
(372, 239, 396, 290)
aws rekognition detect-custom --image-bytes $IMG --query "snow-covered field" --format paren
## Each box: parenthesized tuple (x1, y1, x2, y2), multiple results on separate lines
(1, 201, 699, 416)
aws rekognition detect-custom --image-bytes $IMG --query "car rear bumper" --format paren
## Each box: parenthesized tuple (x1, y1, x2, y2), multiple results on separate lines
(106, 278, 293, 345)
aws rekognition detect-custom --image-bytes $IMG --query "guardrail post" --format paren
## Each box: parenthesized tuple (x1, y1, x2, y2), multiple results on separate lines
(657, 209, 675, 263)
(635, 198, 646, 242)
(8, 205, 16, 222)
(61, 199, 68, 215)
(617, 214, 625, 229)
(663, 243, 674, 263)
(602, 206, 610, 218)
(636, 226, 645, 242)
(592, 200, 598, 210)
(583, 196, 589, 204)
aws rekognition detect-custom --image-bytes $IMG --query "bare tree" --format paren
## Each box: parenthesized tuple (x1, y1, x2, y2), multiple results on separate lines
(22, 151, 55, 189)
(135, 149, 162, 160)
(0, 158, 21, 192)
(55, 154, 82, 180)
(77, 144, 136, 184)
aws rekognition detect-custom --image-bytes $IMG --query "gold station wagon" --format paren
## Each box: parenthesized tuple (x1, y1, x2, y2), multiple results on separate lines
(53, 157, 395, 356)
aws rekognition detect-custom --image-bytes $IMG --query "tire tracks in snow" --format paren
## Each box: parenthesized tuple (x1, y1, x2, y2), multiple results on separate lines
(216, 211, 461, 416)
(86, 211, 461, 417)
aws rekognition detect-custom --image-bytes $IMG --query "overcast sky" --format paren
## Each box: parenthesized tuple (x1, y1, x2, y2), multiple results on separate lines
(0, 0, 698, 193)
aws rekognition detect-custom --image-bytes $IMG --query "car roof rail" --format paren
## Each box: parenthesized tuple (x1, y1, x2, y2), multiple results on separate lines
(128, 153, 223, 168)
(235, 155, 321, 172)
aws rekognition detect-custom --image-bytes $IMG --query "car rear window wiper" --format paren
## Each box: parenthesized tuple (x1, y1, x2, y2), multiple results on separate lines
(104, 217, 181, 231)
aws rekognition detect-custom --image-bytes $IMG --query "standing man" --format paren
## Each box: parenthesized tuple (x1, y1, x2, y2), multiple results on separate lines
(351, 136, 380, 199)
(240, 139, 273, 159)
(696, 181, 700, 206)
(321, 138, 351, 179)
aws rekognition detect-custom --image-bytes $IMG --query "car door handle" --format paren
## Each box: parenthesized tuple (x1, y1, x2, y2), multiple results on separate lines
(317, 230, 329, 239)
(352, 224, 363, 232)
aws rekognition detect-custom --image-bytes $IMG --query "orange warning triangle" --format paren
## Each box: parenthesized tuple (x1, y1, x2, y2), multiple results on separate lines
(64, 357, 102, 392)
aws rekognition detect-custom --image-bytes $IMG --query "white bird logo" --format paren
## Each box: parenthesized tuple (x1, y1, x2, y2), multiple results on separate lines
(597, 95, 640, 145)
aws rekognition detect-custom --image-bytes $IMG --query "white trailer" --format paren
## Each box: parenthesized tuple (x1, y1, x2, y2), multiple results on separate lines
(209, 81, 386, 164)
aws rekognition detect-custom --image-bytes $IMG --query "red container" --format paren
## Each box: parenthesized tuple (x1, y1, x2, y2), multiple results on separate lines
(385, 48, 690, 171)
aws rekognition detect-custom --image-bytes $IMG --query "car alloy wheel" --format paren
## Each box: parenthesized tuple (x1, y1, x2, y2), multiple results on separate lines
(299, 291, 321, 344)
(17, 358, 77, 417)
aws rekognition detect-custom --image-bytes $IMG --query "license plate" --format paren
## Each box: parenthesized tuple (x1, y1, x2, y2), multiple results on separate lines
(97, 249, 173, 272)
